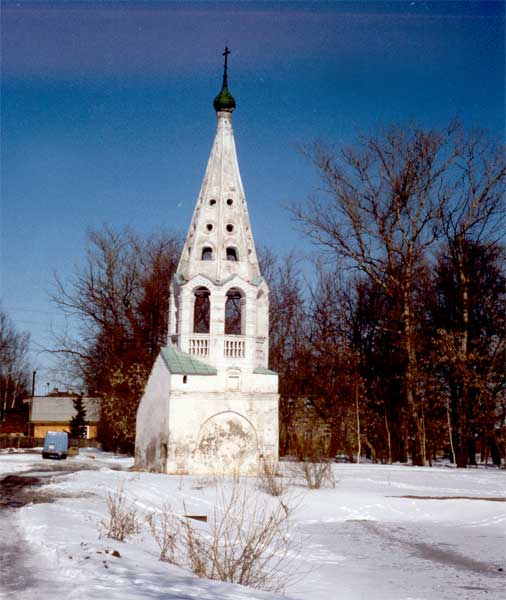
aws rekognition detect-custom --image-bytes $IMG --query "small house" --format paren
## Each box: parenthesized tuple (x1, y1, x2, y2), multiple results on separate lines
(27, 394, 101, 439)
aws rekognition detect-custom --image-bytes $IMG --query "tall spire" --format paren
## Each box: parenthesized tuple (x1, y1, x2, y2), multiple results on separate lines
(213, 46, 236, 112)
(177, 49, 260, 284)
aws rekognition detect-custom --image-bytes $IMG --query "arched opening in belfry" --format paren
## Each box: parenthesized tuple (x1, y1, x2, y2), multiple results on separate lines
(225, 288, 244, 335)
(193, 287, 211, 333)
(201, 247, 213, 261)
(226, 247, 238, 261)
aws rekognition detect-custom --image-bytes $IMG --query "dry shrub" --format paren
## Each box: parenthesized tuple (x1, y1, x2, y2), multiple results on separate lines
(179, 477, 294, 593)
(257, 456, 285, 497)
(291, 434, 335, 490)
(146, 504, 180, 563)
(108, 479, 298, 593)
(100, 487, 140, 541)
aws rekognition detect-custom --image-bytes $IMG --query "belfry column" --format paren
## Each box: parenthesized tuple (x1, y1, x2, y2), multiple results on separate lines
(209, 289, 225, 364)
(178, 288, 194, 354)
(168, 291, 177, 337)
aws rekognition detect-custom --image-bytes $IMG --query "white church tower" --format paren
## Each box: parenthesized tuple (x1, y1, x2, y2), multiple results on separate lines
(135, 49, 279, 475)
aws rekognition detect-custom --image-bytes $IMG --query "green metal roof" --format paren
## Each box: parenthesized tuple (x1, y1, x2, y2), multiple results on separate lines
(160, 346, 217, 375)
(173, 272, 186, 286)
(213, 84, 236, 112)
(253, 366, 278, 375)
(251, 275, 264, 286)
(214, 47, 236, 112)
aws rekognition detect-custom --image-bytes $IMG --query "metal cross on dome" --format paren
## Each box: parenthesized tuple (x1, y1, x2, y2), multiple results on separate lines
(222, 46, 231, 84)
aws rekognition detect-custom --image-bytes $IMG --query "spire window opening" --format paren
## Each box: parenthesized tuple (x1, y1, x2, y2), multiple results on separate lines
(226, 247, 238, 261)
(209, 199, 217, 206)
(226, 198, 234, 206)
(201, 247, 213, 261)
(225, 288, 244, 335)
(193, 287, 211, 333)
(206, 224, 213, 232)
(226, 224, 234, 233)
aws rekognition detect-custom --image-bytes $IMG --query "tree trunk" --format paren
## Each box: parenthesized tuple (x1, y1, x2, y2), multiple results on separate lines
(455, 248, 470, 468)
(446, 399, 457, 465)
(402, 285, 424, 466)
(384, 406, 392, 464)
(355, 386, 361, 464)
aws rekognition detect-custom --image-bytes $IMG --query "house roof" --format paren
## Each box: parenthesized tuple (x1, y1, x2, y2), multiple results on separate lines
(30, 397, 101, 423)
(160, 346, 217, 376)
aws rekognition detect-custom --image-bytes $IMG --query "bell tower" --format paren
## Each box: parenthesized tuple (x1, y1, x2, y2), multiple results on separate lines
(168, 46, 269, 372)
(135, 49, 279, 475)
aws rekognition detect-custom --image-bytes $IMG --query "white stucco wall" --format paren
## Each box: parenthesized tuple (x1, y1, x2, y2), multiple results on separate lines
(166, 387, 279, 475)
(134, 355, 172, 471)
(135, 354, 278, 475)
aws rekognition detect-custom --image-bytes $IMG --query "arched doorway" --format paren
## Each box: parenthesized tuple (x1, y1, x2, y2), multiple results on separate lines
(193, 411, 259, 474)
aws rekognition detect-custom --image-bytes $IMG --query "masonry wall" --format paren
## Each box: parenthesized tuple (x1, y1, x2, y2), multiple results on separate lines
(135, 355, 171, 471)
(165, 383, 278, 475)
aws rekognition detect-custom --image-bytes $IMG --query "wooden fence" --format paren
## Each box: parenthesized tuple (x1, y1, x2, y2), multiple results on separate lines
(0, 435, 100, 450)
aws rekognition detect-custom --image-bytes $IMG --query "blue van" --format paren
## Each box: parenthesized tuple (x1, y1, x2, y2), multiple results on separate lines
(42, 431, 69, 460)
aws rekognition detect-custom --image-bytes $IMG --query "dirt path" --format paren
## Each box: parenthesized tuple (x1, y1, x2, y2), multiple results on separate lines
(296, 518, 506, 600)
(359, 520, 504, 576)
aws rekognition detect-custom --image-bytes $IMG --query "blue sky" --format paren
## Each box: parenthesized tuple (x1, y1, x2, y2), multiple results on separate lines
(1, 0, 504, 392)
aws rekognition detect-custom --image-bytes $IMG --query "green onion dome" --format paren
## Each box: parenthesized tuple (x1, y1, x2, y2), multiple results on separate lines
(214, 47, 236, 112)
(213, 84, 236, 112)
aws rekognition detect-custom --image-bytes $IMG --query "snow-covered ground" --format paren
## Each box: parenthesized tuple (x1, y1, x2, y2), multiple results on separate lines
(0, 450, 504, 600)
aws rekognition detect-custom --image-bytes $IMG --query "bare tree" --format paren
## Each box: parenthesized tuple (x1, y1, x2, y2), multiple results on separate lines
(52, 226, 181, 451)
(303, 266, 369, 461)
(436, 130, 506, 466)
(293, 123, 505, 466)
(0, 308, 30, 419)
(293, 123, 497, 465)
(429, 241, 505, 466)
(259, 248, 311, 455)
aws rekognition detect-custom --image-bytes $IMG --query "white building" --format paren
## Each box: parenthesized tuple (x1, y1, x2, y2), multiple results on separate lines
(135, 50, 279, 475)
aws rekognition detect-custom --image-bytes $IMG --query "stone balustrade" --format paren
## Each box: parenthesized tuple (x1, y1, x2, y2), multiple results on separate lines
(188, 335, 210, 357)
(224, 336, 246, 358)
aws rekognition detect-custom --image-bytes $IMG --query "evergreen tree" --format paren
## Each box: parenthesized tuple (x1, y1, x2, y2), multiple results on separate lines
(69, 396, 87, 439)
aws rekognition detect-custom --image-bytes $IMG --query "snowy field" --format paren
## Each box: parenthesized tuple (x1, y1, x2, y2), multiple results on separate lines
(0, 450, 504, 600)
